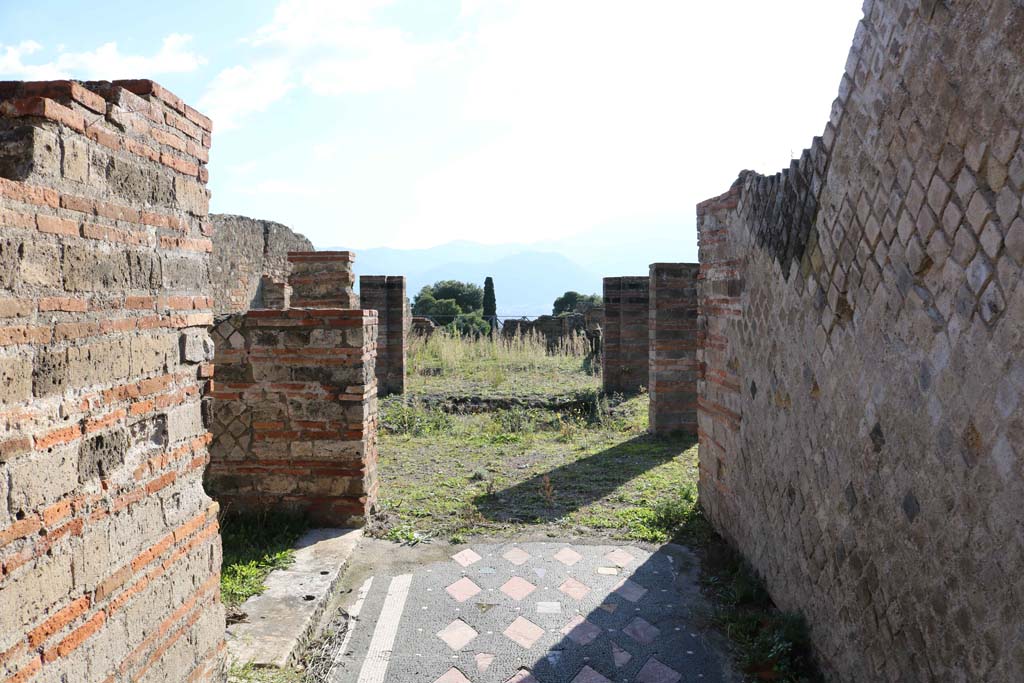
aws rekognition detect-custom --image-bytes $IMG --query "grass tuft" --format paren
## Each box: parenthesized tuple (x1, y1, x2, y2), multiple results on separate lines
(220, 511, 309, 607)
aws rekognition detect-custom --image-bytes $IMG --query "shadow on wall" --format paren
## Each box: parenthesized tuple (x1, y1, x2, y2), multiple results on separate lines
(474, 434, 697, 523)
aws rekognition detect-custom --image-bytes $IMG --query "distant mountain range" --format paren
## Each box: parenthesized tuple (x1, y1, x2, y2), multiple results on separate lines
(327, 225, 695, 317)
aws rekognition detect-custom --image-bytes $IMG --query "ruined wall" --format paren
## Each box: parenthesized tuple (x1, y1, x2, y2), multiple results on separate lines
(359, 275, 408, 396)
(0, 80, 224, 682)
(288, 251, 357, 309)
(602, 276, 649, 394)
(209, 214, 312, 315)
(207, 309, 378, 526)
(648, 263, 699, 435)
(697, 2, 1024, 680)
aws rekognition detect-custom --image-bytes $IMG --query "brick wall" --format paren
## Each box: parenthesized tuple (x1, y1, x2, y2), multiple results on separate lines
(207, 309, 378, 526)
(209, 214, 312, 315)
(359, 276, 408, 396)
(648, 263, 699, 435)
(288, 251, 357, 309)
(697, 2, 1024, 680)
(602, 276, 649, 394)
(0, 80, 224, 683)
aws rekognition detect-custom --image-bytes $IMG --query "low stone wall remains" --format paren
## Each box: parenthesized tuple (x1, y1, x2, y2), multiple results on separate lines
(209, 214, 312, 315)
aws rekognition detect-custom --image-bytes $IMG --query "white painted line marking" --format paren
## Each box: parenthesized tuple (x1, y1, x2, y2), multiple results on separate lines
(356, 574, 413, 683)
(328, 576, 374, 680)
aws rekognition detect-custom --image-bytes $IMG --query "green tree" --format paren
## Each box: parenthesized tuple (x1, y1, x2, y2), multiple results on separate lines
(552, 291, 601, 315)
(482, 277, 497, 318)
(428, 280, 483, 313)
(448, 311, 491, 337)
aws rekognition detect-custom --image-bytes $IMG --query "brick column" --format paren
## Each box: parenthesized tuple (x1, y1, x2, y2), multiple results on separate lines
(259, 275, 290, 310)
(287, 251, 357, 308)
(360, 276, 409, 396)
(649, 263, 700, 434)
(208, 309, 378, 526)
(602, 276, 649, 394)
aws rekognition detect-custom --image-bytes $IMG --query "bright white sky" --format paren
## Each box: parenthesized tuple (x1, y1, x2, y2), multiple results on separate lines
(0, 0, 864, 259)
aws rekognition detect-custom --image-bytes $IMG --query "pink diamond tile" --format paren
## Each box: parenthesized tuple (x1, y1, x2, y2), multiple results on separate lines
(505, 670, 539, 683)
(500, 576, 536, 601)
(437, 619, 478, 651)
(611, 641, 632, 667)
(446, 577, 482, 603)
(636, 657, 682, 683)
(476, 653, 495, 673)
(553, 547, 582, 565)
(623, 616, 660, 645)
(612, 577, 648, 603)
(559, 577, 591, 600)
(571, 665, 612, 683)
(561, 615, 602, 646)
(504, 547, 531, 565)
(434, 668, 471, 683)
(452, 548, 482, 567)
(604, 548, 635, 567)
(504, 616, 545, 649)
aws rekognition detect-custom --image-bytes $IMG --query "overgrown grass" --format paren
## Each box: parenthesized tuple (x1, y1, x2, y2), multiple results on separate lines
(407, 329, 599, 401)
(220, 511, 309, 607)
(373, 391, 698, 543)
(228, 663, 304, 683)
(700, 544, 821, 682)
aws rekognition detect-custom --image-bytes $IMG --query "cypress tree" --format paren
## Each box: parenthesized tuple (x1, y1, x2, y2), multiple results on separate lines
(482, 277, 497, 330)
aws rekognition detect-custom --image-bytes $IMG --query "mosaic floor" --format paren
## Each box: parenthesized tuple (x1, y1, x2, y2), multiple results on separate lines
(330, 542, 728, 683)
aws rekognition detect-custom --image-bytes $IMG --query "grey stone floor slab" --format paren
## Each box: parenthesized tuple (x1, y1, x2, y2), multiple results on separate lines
(228, 528, 363, 667)
(329, 540, 736, 683)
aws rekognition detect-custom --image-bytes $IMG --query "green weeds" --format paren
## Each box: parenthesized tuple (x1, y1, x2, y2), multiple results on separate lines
(219, 511, 308, 607)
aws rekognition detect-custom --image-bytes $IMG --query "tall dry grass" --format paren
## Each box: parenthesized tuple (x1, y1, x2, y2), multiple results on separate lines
(407, 329, 596, 394)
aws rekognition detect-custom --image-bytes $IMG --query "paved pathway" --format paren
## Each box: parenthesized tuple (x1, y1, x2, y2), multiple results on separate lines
(328, 541, 732, 683)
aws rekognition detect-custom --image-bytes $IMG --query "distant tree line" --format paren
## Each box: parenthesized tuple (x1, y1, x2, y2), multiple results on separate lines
(411, 279, 601, 335)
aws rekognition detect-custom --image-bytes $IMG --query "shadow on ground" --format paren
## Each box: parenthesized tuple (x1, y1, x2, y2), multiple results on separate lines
(473, 433, 697, 524)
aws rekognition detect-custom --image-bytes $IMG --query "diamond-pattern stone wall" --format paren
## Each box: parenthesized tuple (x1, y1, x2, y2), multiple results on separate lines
(697, 1, 1024, 680)
(648, 263, 699, 435)
(602, 277, 649, 394)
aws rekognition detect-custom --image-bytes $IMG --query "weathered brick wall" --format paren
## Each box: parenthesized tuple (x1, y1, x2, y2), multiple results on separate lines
(697, 2, 1024, 680)
(209, 214, 312, 315)
(602, 276, 649, 394)
(207, 309, 378, 526)
(648, 263, 699, 435)
(359, 275, 408, 396)
(288, 251, 357, 309)
(0, 80, 224, 683)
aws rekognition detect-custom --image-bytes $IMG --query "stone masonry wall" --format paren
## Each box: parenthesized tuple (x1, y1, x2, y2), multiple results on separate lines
(209, 214, 312, 315)
(0, 80, 224, 683)
(602, 276, 649, 394)
(697, 2, 1024, 680)
(648, 263, 699, 435)
(207, 309, 378, 526)
(359, 275, 408, 396)
(288, 251, 357, 309)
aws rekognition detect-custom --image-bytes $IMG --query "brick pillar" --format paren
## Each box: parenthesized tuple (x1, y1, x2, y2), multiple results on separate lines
(602, 276, 649, 394)
(287, 251, 357, 308)
(360, 276, 409, 396)
(208, 309, 378, 526)
(649, 263, 700, 434)
(259, 275, 290, 310)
